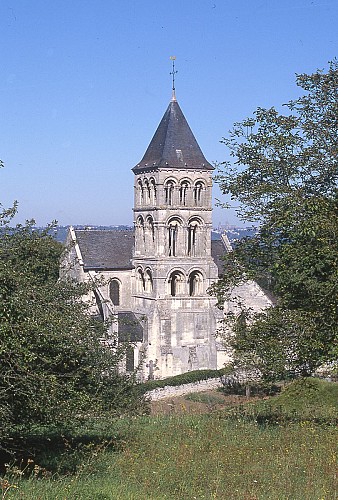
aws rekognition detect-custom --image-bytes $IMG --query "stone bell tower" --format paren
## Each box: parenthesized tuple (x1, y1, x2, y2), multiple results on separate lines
(132, 83, 219, 379)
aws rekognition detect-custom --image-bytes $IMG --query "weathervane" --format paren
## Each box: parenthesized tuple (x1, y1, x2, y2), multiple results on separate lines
(170, 56, 177, 100)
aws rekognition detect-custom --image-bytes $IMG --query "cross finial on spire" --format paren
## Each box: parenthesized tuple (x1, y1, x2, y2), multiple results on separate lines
(170, 56, 177, 101)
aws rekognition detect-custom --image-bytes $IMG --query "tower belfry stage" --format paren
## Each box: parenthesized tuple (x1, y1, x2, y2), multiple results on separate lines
(64, 62, 272, 379)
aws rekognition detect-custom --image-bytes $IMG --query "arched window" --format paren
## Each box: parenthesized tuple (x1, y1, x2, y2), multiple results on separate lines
(138, 179, 144, 205)
(179, 181, 189, 206)
(135, 216, 145, 255)
(150, 178, 156, 204)
(169, 271, 185, 296)
(136, 268, 145, 293)
(144, 179, 150, 204)
(193, 181, 204, 206)
(187, 218, 202, 256)
(125, 346, 134, 372)
(168, 219, 180, 256)
(188, 271, 203, 296)
(137, 215, 145, 239)
(165, 180, 175, 205)
(188, 223, 197, 256)
(146, 216, 155, 243)
(145, 269, 153, 293)
(109, 280, 120, 306)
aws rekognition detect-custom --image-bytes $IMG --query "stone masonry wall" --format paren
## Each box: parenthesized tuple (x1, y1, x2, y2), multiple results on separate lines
(146, 377, 223, 401)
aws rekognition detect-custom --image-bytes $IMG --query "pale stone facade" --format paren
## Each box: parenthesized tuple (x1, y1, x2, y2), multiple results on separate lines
(63, 94, 272, 380)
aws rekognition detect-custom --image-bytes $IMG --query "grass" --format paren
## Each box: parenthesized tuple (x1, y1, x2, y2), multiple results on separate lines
(2, 378, 338, 499)
(223, 376, 338, 425)
(3, 417, 337, 499)
(184, 392, 226, 406)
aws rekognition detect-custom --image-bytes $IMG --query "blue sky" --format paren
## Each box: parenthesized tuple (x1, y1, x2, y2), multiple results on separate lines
(1, 0, 337, 227)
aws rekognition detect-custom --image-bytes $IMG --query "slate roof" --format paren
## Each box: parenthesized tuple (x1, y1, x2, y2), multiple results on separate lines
(211, 239, 227, 276)
(75, 229, 227, 275)
(75, 230, 134, 270)
(133, 99, 213, 172)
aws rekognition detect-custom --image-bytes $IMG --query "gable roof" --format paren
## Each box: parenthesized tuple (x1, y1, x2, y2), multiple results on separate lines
(74, 229, 134, 270)
(74, 228, 227, 275)
(133, 99, 213, 173)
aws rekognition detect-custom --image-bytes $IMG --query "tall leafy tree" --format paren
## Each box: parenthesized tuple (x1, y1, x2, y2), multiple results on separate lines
(213, 61, 338, 380)
(0, 190, 143, 452)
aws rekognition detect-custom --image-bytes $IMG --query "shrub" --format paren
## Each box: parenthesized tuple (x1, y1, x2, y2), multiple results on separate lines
(222, 377, 338, 425)
(0, 213, 145, 464)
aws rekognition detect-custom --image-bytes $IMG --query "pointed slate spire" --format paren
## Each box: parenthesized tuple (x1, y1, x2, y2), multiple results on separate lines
(132, 99, 213, 172)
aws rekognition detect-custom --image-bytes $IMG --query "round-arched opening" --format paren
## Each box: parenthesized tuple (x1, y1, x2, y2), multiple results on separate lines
(188, 271, 204, 296)
(168, 270, 185, 296)
(109, 279, 120, 305)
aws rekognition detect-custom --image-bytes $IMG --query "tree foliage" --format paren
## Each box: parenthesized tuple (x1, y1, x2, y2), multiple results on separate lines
(214, 61, 338, 380)
(0, 196, 143, 453)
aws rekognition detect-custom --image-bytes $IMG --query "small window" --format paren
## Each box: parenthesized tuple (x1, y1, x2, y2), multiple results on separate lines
(168, 222, 178, 256)
(144, 179, 150, 204)
(137, 216, 145, 243)
(176, 149, 183, 162)
(188, 219, 202, 256)
(179, 181, 189, 206)
(109, 280, 120, 306)
(165, 181, 175, 205)
(126, 346, 134, 372)
(189, 271, 203, 296)
(188, 223, 197, 256)
(137, 268, 146, 292)
(150, 178, 157, 203)
(169, 271, 185, 296)
(145, 269, 153, 293)
(194, 182, 204, 205)
(138, 180, 144, 205)
(146, 216, 155, 243)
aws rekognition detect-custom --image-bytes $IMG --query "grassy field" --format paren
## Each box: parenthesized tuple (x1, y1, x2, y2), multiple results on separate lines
(2, 379, 338, 500)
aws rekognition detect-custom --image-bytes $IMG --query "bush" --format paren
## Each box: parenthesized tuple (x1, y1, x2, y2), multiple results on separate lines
(0, 214, 145, 464)
(220, 379, 281, 397)
(222, 377, 338, 425)
(1, 419, 126, 477)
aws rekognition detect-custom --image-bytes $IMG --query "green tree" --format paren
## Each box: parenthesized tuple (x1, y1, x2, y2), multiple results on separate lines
(213, 61, 338, 380)
(0, 193, 143, 453)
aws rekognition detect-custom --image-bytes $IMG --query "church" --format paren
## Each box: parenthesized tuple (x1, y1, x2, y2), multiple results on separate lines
(63, 86, 272, 381)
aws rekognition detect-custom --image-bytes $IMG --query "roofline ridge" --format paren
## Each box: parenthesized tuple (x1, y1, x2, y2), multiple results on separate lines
(133, 97, 212, 172)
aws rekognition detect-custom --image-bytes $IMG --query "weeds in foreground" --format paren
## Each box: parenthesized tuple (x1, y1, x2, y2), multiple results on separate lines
(184, 392, 226, 406)
(3, 415, 337, 499)
(221, 377, 338, 426)
(2, 379, 337, 499)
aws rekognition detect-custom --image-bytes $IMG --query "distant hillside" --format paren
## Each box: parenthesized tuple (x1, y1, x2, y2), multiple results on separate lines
(49, 225, 134, 243)
(51, 225, 257, 244)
